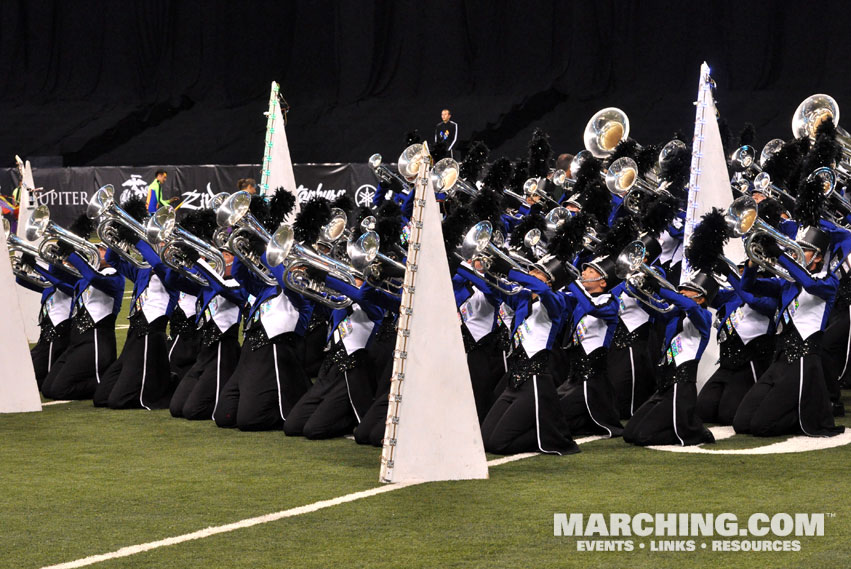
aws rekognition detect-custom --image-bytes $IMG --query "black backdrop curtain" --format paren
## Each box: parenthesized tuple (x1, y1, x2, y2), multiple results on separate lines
(1, 1, 850, 167)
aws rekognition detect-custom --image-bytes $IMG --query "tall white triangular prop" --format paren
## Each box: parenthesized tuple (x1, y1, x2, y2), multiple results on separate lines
(14, 156, 41, 343)
(683, 63, 744, 390)
(0, 230, 41, 412)
(379, 175, 488, 484)
(260, 81, 300, 221)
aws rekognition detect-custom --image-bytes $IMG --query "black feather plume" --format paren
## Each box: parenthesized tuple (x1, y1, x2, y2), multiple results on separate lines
(802, 117, 842, 174)
(640, 193, 679, 237)
(180, 208, 217, 242)
(606, 139, 640, 168)
(635, 143, 661, 177)
(293, 197, 332, 243)
(595, 216, 639, 257)
(659, 143, 691, 200)
(509, 211, 547, 258)
(68, 214, 94, 240)
(572, 155, 603, 196)
(353, 206, 373, 230)
(268, 189, 296, 226)
(757, 197, 784, 229)
(116, 196, 148, 244)
(794, 174, 825, 228)
(527, 128, 552, 178)
(763, 139, 806, 190)
(739, 123, 756, 147)
(331, 194, 355, 215)
(579, 179, 612, 224)
(459, 141, 489, 181)
(548, 211, 592, 262)
(509, 159, 529, 194)
(375, 207, 403, 254)
(442, 206, 476, 252)
(405, 130, 422, 146)
(470, 187, 504, 231)
(482, 158, 513, 191)
(685, 209, 730, 274)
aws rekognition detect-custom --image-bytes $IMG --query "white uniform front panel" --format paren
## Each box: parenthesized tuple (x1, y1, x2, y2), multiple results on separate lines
(260, 291, 301, 338)
(140, 274, 171, 323)
(516, 300, 553, 357)
(46, 290, 73, 326)
(617, 291, 649, 332)
(338, 304, 375, 354)
(460, 289, 495, 343)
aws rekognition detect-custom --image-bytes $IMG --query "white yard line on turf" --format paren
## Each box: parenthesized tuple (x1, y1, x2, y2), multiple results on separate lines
(42, 400, 73, 406)
(39, 436, 606, 569)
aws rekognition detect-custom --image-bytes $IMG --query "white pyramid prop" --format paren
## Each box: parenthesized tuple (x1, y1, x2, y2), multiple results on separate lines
(260, 81, 300, 221)
(379, 177, 488, 483)
(0, 230, 41, 412)
(14, 157, 42, 342)
(683, 63, 745, 390)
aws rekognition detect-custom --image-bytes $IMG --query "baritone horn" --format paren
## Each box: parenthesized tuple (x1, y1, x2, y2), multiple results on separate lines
(615, 240, 676, 313)
(26, 205, 101, 276)
(725, 195, 807, 282)
(368, 153, 414, 194)
(265, 224, 357, 309)
(215, 190, 277, 285)
(146, 206, 226, 287)
(5, 219, 49, 288)
(584, 107, 630, 158)
(792, 94, 851, 169)
(86, 184, 151, 268)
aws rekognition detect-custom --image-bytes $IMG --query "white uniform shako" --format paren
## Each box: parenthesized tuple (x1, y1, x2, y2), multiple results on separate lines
(44, 289, 73, 326)
(78, 267, 118, 323)
(514, 300, 554, 357)
(460, 288, 495, 343)
(334, 304, 374, 355)
(573, 292, 613, 354)
(137, 273, 171, 323)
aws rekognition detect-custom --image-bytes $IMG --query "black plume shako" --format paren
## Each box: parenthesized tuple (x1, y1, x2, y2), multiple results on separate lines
(442, 205, 476, 255)
(685, 208, 730, 275)
(802, 117, 843, 175)
(548, 211, 594, 262)
(293, 197, 332, 244)
(527, 128, 552, 178)
(508, 159, 529, 198)
(762, 139, 808, 195)
(470, 187, 504, 234)
(460, 141, 489, 182)
(606, 139, 640, 168)
(116, 195, 148, 244)
(268, 188, 297, 228)
(482, 157, 513, 192)
(793, 171, 825, 228)
(595, 216, 639, 258)
(635, 143, 661, 177)
(57, 214, 96, 258)
(757, 197, 785, 230)
(640, 193, 679, 237)
(179, 208, 217, 242)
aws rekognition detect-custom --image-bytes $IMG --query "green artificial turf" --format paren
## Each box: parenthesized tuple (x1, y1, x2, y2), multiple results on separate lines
(7, 281, 851, 568)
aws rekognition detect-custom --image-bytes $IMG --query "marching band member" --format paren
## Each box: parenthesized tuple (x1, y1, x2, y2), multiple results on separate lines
(733, 221, 844, 437)
(93, 198, 178, 409)
(41, 217, 124, 401)
(15, 257, 75, 386)
(622, 270, 717, 446)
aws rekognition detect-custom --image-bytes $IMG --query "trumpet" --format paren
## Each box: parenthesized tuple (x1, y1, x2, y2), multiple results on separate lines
(726, 195, 807, 282)
(215, 190, 277, 285)
(146, 206, 226, 287)
(5, 219, 50, 288)
(369, 153, 414, 194)
(615, 240, 676, 313)
(87, 184, 151, 269)
(266, 224, 358, 309)
(26, 205, 101, 277)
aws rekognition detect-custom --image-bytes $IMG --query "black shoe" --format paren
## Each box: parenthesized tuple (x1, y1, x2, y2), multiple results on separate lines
(833, 402, 845, 418)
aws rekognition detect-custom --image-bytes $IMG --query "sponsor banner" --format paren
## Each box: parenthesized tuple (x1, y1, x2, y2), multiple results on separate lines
(0, 164, 380, 227)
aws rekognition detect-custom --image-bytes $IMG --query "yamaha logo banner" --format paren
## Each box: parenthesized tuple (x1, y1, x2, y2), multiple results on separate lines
(0, 163, 380, 226)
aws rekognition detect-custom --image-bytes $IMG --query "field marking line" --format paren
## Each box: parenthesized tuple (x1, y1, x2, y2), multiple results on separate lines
(39, 436, 607, 569)
(42, 400, 73, 406)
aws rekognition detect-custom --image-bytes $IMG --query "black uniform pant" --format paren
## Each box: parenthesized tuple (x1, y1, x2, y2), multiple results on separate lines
(31, 322, 70, 388)
(558, 349, 624, 437)
(608, 338, 655, 420)
(733, 354, 844, 437)
(170, 325, 241, 420)
(353, 353, 395, 447)
(821, 303, 851, 401)
(214, 333, 311, 431)
(696, 361, 763, 425)
(482, 372, 579, 455)
(41, 316, 117, 401)
(624, 377, 715, 446)
(284, 349, 375, 439)
(93, 316, 174, 410)
(467, 331, 508, 424)
(167, 326, 201, 382)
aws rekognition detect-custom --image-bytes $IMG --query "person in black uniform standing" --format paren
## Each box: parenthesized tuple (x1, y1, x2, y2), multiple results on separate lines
(435, 109, 458, 158)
